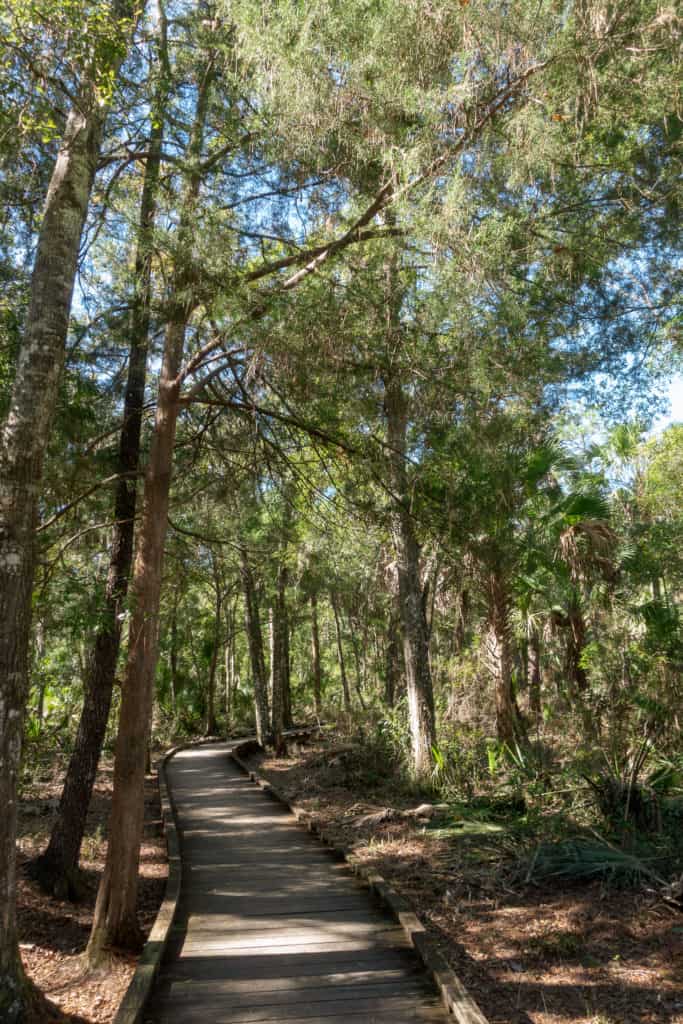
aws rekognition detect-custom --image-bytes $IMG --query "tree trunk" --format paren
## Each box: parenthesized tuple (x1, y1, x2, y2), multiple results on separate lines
(169, 593, 180, 719)
(33, 620, 46, 730)
(347, 611, 367, 710)
(33, 54, 167, 899)
(454, 588, 469, 654)
(567, 600, 589, 695)
(384, 607, 402, 707)
(310, 592, 322, 714)
(486, 574, 521, 747)
(528, 631, 541, 721)
(225, 601, 236, 729)
(87, 63, 212, 961)
(240, 548, 269, 746)
(330, 592, 351, 713)
(384, 376, 436, 780)
(205, 587, 222, 736)
(0, 3, 136, 1005)
(270, 565, 287, 755)
(282, 593, 293, 729)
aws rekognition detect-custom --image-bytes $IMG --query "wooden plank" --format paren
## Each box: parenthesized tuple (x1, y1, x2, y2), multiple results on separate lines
(173, 916, 405, 937)
(176, 934, 409, 955)
(146, 1002, 446, 1024)
(164, 949, 422, 981)
(157, 979, 433, 1008)
(159, 967, 415, 992)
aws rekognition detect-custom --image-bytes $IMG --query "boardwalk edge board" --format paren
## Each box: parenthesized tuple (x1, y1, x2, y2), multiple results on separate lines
(230, 739, 489, 1024)
(113, 738, 209, 1024)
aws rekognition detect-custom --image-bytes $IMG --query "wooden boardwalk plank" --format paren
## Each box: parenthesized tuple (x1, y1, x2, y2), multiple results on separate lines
(143, 743, 448, 1024)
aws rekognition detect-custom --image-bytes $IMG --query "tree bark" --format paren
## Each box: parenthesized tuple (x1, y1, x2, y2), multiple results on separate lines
(205, 585, 222, 736)
(347, 611, 367, 710)
(485, 574, 523, 746)
(204, 561, 223, 737)
(454, 588, 469, 654)
(384, 376, 436, 779)
(330, 592, 351, 713)
(224, 600, 236, 729)
(33, 620, 46, 730)
(282, 586, 293, 729)
(169, 592, 180, 719)
(33, 46, 167, 898)
(240, 548, 269, 746)
(384, 607, 402, 707)
(0, 2, 135, 1006)
(87, 61, 212, 960)
(310, 592, 323, 714)
(270, 564, 287, 755)
(528, 630, 541, 720)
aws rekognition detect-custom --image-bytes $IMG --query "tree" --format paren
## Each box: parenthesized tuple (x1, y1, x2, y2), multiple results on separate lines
(33, 10, 171, 898)
(0, 0, 137, 1010)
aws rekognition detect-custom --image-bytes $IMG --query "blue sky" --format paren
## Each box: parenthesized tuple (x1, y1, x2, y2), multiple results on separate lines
(658, 373, 683, 430)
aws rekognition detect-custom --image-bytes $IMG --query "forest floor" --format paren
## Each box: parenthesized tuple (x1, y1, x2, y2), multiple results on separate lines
(16, 751, 167, 1023)
(245, 736, 683, 1024)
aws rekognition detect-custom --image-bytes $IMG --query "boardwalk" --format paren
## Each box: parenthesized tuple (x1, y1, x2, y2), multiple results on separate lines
(144, 742, 449, 1023)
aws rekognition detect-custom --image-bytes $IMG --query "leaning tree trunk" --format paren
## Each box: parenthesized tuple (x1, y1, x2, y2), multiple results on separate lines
(33, 57, 167, 899)
(330, 592, 351, 713)
(310, 592, 323, 715)
(240, 548, 269, 746)
(88, 310, 187, 956)
(384, 375, 436, 780)
(87, 63, 213, 961)
(0, 4, 135, 1008)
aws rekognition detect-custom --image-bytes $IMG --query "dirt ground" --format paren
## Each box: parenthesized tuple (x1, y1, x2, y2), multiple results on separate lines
(246, 740, 683, 1024)
(16, 754, 167, 1023)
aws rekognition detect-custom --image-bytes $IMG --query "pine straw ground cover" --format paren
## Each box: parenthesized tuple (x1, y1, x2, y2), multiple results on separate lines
(245, 737, 683, 1024)
(16, 753, 167, 1023)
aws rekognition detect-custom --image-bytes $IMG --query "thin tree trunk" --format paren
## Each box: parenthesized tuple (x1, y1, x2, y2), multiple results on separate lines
(205, 584, 222, 736)
(310, 592, 322, 714)
(33, 43, 168, 898)
(282, 593, 293, 729)
(270, 565, 287, 755)
(330, 592, 351, 713)
(528, 631, 541, 721)
(0, 2, 135, 1006)
(384, 376, 436, 779)
(87, 62, 213, 961)
(454, 588, 469, 655)
(347, 611, 367, 710)
(169, 593, 180, 719)
(240, 548, 269, 746)
(384, 607, 402, 707)
(34, 620, 46, 730)
(225, 601, 235, 729)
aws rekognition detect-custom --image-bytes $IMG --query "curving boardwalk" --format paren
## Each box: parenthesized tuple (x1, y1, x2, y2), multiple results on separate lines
(144, 742, 449, 1023)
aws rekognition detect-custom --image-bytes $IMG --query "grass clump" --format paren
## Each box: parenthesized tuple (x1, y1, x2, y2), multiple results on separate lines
(521, 837, 664, 888)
